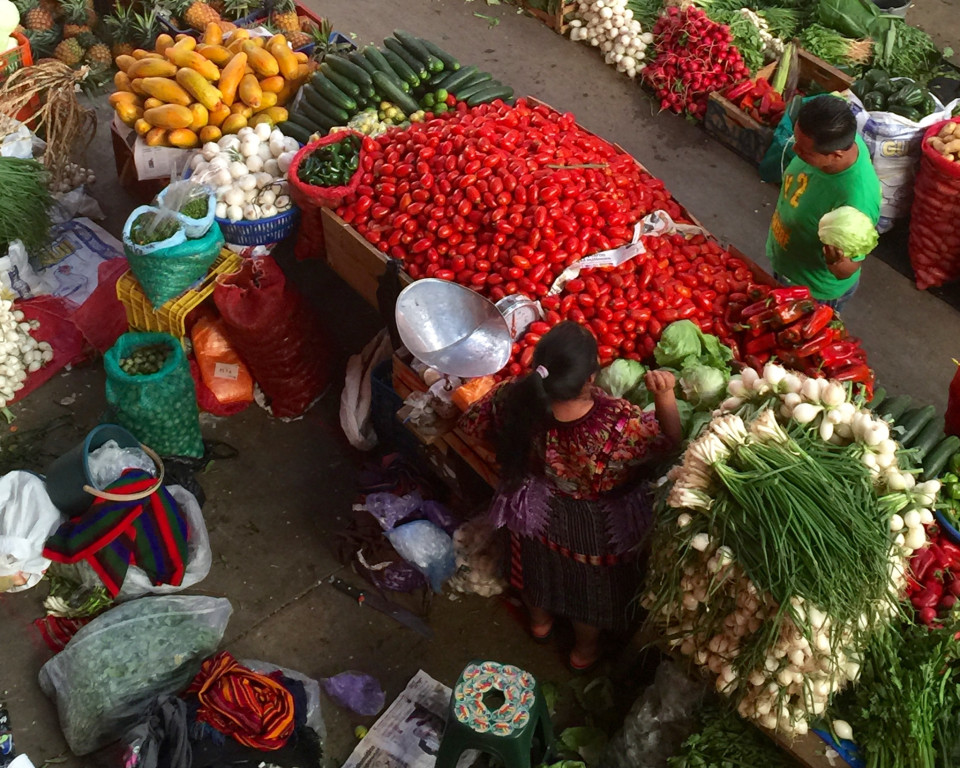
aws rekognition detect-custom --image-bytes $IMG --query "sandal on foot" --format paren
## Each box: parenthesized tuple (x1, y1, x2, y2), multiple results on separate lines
(530, 621, 555, 643)
(567, 650, 601, 674)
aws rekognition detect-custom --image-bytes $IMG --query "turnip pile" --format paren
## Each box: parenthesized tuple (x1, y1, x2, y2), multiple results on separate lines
(568, 0, 653, 79)
(189, 123, 298, 223)
(645, 363, 935, 737)
(0, 301, 52, 406)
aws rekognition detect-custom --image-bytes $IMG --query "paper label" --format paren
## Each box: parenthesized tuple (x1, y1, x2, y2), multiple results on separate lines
(214, 362, 239, 380)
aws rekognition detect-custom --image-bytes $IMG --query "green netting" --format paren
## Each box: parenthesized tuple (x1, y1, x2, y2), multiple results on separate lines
(125, 221, 224, 308)
(104, 332, 204, 458)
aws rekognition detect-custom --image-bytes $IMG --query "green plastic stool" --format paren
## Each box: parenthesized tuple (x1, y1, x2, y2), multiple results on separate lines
(436, 660, 554, 768)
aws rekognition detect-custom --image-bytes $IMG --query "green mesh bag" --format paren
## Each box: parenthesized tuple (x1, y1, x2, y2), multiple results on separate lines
(124, 221, 224, 309)
(104, 332, 204, 458)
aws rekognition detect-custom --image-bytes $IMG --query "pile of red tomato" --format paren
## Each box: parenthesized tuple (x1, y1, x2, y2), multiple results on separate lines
(338, 98, 763, 372)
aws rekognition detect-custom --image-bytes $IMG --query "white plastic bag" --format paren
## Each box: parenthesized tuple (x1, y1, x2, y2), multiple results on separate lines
(340, 329, 393, 450)
(0, 240, 55, 300)
(0, 471, 63, 591)
(38, 594, 232, 755)
(847, 87, 955, 233)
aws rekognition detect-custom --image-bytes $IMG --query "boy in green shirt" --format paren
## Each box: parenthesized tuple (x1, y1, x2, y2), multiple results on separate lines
(766, 96, 881, 311)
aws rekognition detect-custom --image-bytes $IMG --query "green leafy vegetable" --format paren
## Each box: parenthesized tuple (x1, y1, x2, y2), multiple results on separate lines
(654, 320, 733, 371)
(679, 364, 727, 408)
(0, 157, 53, 253)
(596, 358, 647, 399)
(818, 206, 879, 259)
(817, 0, 877, 39)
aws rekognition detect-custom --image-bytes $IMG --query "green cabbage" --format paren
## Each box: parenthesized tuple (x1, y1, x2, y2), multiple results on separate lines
(818, 206, 879, 259)
(680, 364, 728, 408)
(595, 358, 647, 398)
(654, 320, 733, 371)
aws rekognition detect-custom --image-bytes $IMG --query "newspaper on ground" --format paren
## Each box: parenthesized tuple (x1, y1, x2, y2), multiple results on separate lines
(342, 670, 480, 768)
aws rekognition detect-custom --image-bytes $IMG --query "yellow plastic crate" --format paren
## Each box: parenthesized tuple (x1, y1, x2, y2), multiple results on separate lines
(116, 249, 243, 337)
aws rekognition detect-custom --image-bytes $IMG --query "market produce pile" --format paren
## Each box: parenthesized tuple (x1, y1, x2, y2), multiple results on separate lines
(644, 362, 939, 736)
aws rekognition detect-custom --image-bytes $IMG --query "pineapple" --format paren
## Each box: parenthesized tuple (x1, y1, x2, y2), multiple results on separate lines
(85, 39, 111, 66)
(130, 6, 159, 50)
(22, 25, 61, 57)
(286, 28, 310, 49)
(183, 0, 221, 31)
(223, 0, 255, 21)
(269, 0, 297, 34)
(19, 0, 55, 31)
(103, 3, 136, 58)
(60, 0, 92, 37)
(53, 36, 82, 65)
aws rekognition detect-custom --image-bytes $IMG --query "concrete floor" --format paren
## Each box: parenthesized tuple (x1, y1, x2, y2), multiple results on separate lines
(2, 0, 960, 765)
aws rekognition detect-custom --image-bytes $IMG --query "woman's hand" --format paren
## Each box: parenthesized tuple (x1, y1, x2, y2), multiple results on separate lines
(645, 369, 676, 394)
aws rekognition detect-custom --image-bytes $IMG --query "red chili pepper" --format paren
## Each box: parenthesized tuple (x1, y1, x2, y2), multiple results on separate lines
(830, 362, 873, 385)
(912, 548, 937, 583)
(740, 299, 771, 319)
(794, 328, 836, 358)
(800, 304, 834, 339)
(776, 320, 806, 348)
(941, 540, 960, 566)
(914, 587, 941, 610)
(773, 299, 817, 327)
(744, 332, 777, 356)
(819, 341, 861, 366)
(769, 286, 811, 305)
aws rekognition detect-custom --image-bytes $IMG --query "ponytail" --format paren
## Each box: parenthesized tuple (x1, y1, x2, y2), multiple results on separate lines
(495, 322, 599, 490)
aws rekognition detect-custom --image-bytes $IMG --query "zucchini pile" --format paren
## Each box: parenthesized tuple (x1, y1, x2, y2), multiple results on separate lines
(278, 31, 514, 143)
(868, 388, 960, 480)
(851, 68, 939, 122)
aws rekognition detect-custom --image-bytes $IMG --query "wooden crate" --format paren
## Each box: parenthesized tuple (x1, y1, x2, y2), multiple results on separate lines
(519, 0, 577, 34)
(704, 49, 855, 166)
(321, 207, 412, 308)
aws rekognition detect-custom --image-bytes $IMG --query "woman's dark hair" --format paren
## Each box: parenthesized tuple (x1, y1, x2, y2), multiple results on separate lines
(797, 96, 857, 154)
(496, 322, 599, 490)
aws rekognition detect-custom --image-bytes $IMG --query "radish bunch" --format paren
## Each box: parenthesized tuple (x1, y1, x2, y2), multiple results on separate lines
(642, 6, 751, 119)
(568, 0, 653, 79)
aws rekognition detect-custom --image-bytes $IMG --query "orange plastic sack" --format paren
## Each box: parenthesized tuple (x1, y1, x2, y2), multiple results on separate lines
(452, 376, 496, 412)
(191, 315, 254, 405)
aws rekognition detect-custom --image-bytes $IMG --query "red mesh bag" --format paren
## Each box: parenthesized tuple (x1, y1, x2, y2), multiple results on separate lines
(908, 118, 960, 290)
(287, 131, 364, 261)
(213, 256, 330, 418)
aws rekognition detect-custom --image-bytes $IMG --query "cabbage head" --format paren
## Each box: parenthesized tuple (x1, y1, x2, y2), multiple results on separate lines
(818, 206, 879, 259)
(679, 364, 728, 408)
(596, 359, 647, 399)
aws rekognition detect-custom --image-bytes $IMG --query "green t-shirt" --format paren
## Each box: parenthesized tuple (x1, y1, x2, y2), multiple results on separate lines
(765, 136, 880, 300)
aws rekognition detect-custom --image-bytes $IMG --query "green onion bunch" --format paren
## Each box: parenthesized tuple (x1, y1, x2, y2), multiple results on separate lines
(0, 157, 53, 254)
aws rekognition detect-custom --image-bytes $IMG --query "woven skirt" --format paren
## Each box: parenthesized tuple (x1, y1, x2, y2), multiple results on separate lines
(516, 493, 642, 632)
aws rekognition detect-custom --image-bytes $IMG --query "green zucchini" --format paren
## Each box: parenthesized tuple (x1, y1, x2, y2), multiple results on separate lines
(371, 70, 419, 115)
(454, 78, 502, 102)
(420, 37, 459, 72)
(325, 54, 373, 88)
(277, 120, 315, 143)
(362, 46, 409, 92)
(438, 65, 479, 93)
(465, 83, 514, 106)
(866, 386, 887, 411)
(347, 51, 380, 79)
(310, 74, 357, 112)
(923, 436, 960, 480)
(287, 110, 323, 131)
(319, 63, 362, 98)
(911, 417, 946, 462)
(879, 394, 912, 422)
(394, 29, 443, 71)
(381, 46, 422, 87)
(302, 84, 350, 123)
(298, 100, 340, 132)
(899, 405, 937, 447)
(448, 71, 492, 96)
(383, 38, 427, 81)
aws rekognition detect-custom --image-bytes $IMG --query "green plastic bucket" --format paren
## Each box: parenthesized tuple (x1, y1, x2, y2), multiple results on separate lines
(44, 424, 164, 516)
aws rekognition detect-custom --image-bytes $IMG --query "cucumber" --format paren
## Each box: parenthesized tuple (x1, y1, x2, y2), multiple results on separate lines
(437, 65, 478, 93)
(923, 436, 960, 480)
(371, 70, 419, 115)
(448, 71, 492, 97)
(899, 405, 937, 447)
(866, 386, 887, 410)
(394, 29, 443, 72)
(382, 45, 422, 86)
(465, 83, 514, 106)
(879, 394, 912, 422)
(911, 417, 946, 462)
(288, 110, 324, 132)
(325, 54, 373, 88)
(277, 120, 313, 143)
(363, 46, 410, 93)
(454, 78, 501, 102)
(302, 85, 350, 123)
(310, 74, 357, 112)
(384, 38, 428, 81)
(319, 63, 362, 98)
(420, 37, 459, 72)
(298, 99, 339, 132)
(347, 51, 380, 79)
